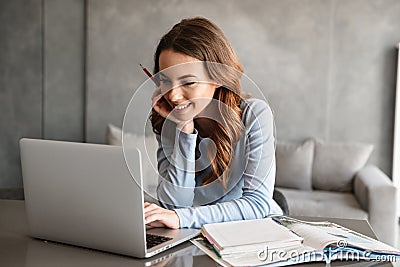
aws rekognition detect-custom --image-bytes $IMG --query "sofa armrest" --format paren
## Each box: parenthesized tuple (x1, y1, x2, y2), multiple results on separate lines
(354, 165, 398, 245)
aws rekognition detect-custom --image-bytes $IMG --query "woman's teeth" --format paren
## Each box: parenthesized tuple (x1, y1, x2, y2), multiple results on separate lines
(175, 103, 190, 110)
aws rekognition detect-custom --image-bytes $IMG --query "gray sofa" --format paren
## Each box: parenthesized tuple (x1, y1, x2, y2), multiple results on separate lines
(275, 138, 398, 246)
(106, 125, 398, 246)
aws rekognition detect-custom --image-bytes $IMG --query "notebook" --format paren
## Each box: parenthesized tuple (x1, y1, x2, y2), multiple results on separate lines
(201, 217, 303, 256)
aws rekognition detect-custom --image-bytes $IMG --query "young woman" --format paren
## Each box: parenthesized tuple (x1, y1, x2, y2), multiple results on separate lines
(144, 17, 282, 229)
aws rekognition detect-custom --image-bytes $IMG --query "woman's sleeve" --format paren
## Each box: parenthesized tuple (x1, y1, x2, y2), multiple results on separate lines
(174, 101, 278, 228)
(156, 127, 198, 209)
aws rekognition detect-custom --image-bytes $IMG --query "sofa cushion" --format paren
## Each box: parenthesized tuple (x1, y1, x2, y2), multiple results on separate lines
(275, 139, 314, 191)
(277, 187, 368, 220)
(312, 140, 373, 192)
(106, 124, 159, 199)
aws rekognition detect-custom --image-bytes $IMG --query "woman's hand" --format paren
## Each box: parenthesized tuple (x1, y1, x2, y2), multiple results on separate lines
(151, 88, 194, 134)
(151, 87, 172, 120)
(144, 202, 180, 229)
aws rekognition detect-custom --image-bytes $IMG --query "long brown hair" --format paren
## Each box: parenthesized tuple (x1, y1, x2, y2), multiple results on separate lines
(151, 17, 244, 186)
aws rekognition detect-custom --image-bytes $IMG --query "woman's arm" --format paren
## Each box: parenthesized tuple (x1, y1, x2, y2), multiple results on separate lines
(174, 100, 280, 228)
(156, 123, 198, 208)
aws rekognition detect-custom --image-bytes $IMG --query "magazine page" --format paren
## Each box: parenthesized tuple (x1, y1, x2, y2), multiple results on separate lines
(313, 223, 400, 255)
(271, 215, 332, 227)
(272, 216, 340, 250)
(272, 216, 400, 256)
(288, 223, 340, 250)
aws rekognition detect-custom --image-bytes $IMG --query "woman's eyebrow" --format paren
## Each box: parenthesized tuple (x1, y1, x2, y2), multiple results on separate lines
(178, 74, 198, 80)
(159, 73, 198, 80)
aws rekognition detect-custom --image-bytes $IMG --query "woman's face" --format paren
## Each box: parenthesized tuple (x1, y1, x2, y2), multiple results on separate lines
(158, 49, 218, 121)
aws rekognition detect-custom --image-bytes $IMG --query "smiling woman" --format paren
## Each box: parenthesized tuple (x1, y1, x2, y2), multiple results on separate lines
(145, 17, 283, 229)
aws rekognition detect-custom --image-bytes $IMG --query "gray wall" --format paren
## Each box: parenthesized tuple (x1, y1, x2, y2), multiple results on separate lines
(43, 0, 85, 142)
(0, 0, 43, 193)
(1, 0, 399, 199)
(0, 0, 85, 199)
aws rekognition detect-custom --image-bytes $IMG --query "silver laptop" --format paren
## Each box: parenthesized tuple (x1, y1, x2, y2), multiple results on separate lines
(19, 138, 199, 258)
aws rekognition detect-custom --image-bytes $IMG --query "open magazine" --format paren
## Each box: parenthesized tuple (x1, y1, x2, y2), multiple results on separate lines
(191, 215, 400, 267)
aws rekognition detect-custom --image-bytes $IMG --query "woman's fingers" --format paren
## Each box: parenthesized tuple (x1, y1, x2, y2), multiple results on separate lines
(144, 202, 164, 222)
(152, 96, 170, 117)
(151, 93, 163, 107)
(144, 202, 152, 207)
(147, 220, 165, 228)
(144, 201, 158, 208)
(145, 208, 166, 220)
(145, 212, 162, 224)
(151, 88, 175, 120)
(143, 203, 180, 229)
(146, 212, 176, 229)
(144, 203, 160, 214)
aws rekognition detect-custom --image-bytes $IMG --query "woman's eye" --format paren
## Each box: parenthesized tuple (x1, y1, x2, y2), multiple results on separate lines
(182, 81, 196, 87)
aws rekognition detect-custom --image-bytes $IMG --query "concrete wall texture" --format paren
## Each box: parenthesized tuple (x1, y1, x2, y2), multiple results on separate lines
(1, 0, 399, 198)
(1, 0, 43, 192)
(0, 0, 85, 197)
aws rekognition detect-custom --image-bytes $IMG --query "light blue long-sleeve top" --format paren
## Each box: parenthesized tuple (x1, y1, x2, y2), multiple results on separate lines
(156, 98, 283, 228)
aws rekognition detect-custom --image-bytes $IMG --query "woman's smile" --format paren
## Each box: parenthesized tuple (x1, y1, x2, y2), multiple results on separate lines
(173, 102, 191, 112)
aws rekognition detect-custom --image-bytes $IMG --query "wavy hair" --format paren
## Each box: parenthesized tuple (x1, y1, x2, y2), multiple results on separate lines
(151, 17, 245, 186)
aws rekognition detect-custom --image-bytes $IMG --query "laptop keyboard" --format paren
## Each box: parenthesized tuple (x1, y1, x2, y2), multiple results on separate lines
(146, 233, 173, 249)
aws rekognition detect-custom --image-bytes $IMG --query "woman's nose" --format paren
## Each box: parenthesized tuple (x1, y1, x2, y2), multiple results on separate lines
(167, 86, 184, 102)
